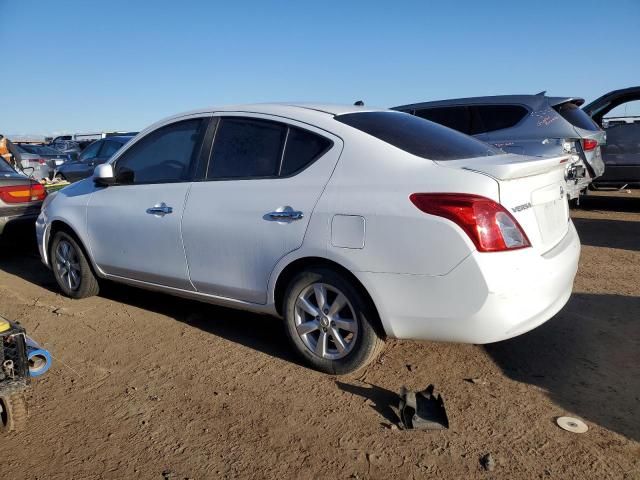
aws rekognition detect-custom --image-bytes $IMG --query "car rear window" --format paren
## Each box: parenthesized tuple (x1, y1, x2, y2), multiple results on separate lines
(553, 102, 600, 131)
(414, 106, 472, 135)
(472, 105, 528, 134)
(335, 111, 500, 160)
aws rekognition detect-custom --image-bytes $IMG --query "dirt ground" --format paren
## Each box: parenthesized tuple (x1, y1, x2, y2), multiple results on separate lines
(0, 190, 638, 480)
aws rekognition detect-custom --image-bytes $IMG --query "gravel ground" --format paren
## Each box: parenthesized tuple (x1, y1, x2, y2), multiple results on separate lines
(0, 190, 638, 480)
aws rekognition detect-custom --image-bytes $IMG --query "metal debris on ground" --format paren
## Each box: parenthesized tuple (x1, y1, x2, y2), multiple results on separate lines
(556, 416, 588, 433)
(398, 384, 449, 430)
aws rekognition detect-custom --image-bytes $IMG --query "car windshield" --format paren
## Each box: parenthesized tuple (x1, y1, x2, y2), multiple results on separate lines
(335, 111, 501, 161)
(554, 102, 600, 131)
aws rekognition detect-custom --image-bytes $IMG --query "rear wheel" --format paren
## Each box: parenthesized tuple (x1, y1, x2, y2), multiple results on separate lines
(283, 268, 385, 375)
(50, 231, 99, 299)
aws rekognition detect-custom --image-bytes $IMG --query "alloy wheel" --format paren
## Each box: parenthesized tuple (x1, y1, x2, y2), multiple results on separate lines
(54, 240, 81, 291)
(294, 282, 359, 360)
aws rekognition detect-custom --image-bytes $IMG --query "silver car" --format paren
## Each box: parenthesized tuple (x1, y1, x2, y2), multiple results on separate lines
(393, 93, 606, 201)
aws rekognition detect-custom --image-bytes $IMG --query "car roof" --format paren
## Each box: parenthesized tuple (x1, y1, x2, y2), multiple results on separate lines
(135, 103, 389, 138)
(165, 103, 384, 121)
(394, 94, 584, 111)
(105, 135, 135, 143)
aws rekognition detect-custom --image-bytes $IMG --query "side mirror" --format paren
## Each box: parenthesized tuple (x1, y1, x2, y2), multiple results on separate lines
(93, 163, 115, 186)
(22, 166, 35, 176)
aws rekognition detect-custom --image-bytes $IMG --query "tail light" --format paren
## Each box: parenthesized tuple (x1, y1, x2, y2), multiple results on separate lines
(409, 193, 531, 252)
(28, 158, 47, 165)
(0, 183, 47, 204)
(582, 139, 598, 151)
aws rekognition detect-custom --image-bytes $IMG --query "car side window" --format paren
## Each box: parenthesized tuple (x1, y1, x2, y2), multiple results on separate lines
(414, 107, 472, 135)
(99, 140, 122, 158)
(80, 141, 102, 162)
(208, 118, 287, 179)
(114, 119, 205, 185)
(280, 127, 332, 176)
(471, 105, 528, 135)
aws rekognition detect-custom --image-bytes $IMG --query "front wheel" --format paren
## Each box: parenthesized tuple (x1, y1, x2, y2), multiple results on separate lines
(283, 268, 385, 375)
(50, 231, 99, 299)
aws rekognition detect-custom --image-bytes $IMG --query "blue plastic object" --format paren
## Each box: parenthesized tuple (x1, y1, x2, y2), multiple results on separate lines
(25, 337, 52, 377)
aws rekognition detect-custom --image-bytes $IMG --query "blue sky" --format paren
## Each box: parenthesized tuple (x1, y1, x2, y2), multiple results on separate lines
(1, 0, 639, 135)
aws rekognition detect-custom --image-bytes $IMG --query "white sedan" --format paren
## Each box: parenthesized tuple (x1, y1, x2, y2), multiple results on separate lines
(36, 104, 580, 374)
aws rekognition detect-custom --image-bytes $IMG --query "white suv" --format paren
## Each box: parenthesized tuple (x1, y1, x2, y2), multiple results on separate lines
(36, 104, 580, 374)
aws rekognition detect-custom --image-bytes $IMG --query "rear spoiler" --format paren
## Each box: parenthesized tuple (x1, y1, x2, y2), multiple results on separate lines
(436, 155, 570, 181)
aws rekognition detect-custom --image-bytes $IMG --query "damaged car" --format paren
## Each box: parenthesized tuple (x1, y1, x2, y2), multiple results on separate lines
(393, 93, 606, 202)
(583, 86, 640, 188)
(36, 104, 580, 374)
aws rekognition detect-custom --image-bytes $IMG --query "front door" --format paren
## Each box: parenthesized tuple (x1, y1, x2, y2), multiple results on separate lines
(182, 115, 342, 304)
(86, 117, 209, 289)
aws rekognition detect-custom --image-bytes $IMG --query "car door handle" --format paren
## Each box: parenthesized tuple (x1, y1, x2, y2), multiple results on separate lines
(267, 209, 304, 220)
(146, 203, 173, 216)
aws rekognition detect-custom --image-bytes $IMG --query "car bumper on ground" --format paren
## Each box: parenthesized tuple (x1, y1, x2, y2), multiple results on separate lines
(358, 220, 581, 344)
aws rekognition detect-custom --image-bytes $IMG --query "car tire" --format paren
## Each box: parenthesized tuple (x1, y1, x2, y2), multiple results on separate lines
(54, 173, 66, 182)
(50, 231, 99, 299)
(283, 267, 385, 375)
(0, 392, 28, 433)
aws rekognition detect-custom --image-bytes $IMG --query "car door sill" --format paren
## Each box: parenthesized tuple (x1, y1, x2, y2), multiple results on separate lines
(103, 273, 276, 315)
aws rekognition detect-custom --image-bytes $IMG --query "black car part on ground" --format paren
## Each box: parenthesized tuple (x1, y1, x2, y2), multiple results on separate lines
(0, 320, 30, 433)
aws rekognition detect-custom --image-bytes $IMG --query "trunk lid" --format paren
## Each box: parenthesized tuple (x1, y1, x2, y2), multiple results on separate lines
(436, 154, 571, 253)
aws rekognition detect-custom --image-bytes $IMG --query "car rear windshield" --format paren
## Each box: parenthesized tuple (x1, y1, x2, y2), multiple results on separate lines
(553, 102, 600, 131)
(335, 111, 501, 160)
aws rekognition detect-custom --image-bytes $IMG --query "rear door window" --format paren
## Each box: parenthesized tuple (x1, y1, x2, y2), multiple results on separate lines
(414, 106, 472, 134)
(554, 102, 600, 131)
(208, 118, 286, 179)
(335, 111, 500, 161)
(208, 118, 332, 179)
(471, 105, 528, 134)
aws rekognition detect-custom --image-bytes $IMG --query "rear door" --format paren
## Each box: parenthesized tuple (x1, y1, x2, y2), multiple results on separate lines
(87, 117, 209, 289)
(182, 114, 342, 304)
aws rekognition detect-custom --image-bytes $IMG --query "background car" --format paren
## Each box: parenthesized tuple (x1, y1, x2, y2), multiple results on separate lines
(10, 144, 54, 181)
(0, 155, 46, 237)
(37, 104, 579, 375)
(393, 93, 606, 202)
(16, 144, 70, 178)
(54, 135, 133, 182)
(583, 86, 640, 187)
(48, 138, 87, 161)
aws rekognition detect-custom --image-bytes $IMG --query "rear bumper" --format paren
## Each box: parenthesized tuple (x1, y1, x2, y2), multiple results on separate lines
(358, 221, 580, 344)
(0, 206, 41, 235)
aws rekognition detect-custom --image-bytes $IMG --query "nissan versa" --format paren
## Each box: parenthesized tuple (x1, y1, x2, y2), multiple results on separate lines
(36, 104, 580, 374)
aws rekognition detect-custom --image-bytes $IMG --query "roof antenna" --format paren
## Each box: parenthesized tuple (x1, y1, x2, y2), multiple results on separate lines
(354, 100, 364, 106)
